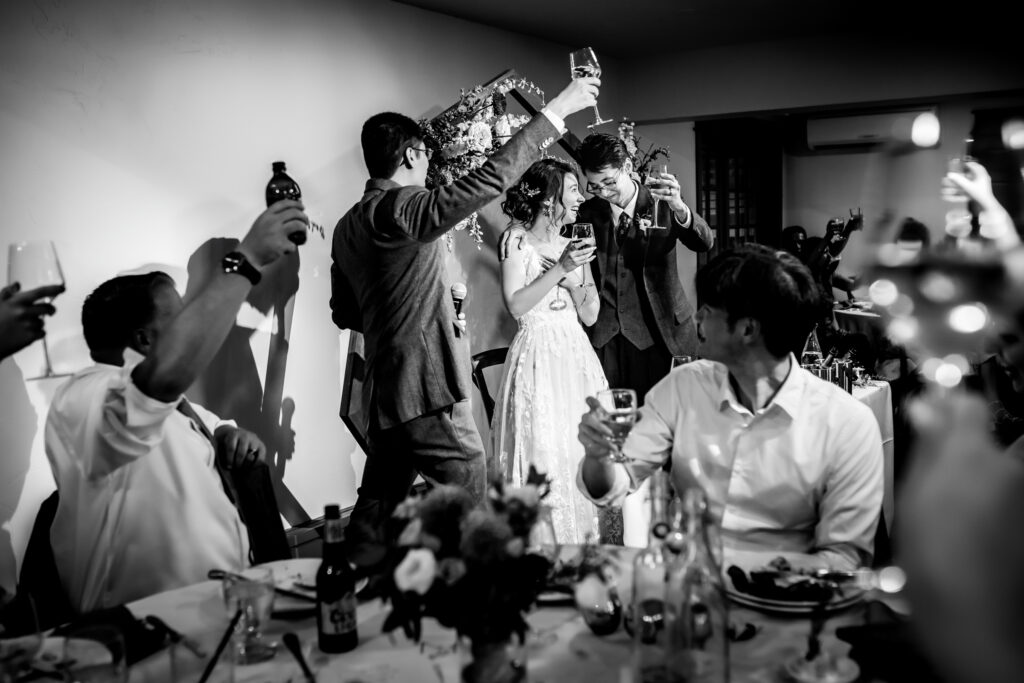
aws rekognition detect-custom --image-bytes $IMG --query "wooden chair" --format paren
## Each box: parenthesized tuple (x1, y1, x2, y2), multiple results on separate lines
(471, 348, 509, 424)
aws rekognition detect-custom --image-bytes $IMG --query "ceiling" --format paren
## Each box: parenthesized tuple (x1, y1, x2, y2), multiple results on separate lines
(391, 0, 956, 56)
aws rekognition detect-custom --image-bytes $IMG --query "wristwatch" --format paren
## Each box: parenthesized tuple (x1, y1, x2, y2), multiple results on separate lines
(221, 251, 261, 285)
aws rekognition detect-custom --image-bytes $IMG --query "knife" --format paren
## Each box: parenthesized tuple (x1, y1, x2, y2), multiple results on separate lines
(208, 568, 317, 603)
(144, 615, 208, 659)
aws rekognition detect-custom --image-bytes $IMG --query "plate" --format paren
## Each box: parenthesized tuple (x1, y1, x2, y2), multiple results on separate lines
(783, 653, 860, 683)
(725, 568, 866, 615)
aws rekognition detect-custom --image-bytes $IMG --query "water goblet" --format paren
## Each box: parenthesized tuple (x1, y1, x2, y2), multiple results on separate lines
(596, 388, 638, 463)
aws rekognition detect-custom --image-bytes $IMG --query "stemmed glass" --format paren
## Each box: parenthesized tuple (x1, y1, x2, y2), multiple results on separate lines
(569, 47, 612, 129)
(596, 388, 638, 463)
(644, 164, 670, 229)
(7, 241, 65, 378)
(571, 222, 596, 294)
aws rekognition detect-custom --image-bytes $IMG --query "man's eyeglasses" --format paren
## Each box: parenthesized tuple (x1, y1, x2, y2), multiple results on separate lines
(585, 167, 624, 194)
(410, 145, 434, 161)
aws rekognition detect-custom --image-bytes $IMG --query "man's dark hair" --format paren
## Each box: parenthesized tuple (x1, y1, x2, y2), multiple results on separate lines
(897, 217, 930, 247)
(82, 271, 175, 358)
(577, 133, 630, 174)
(361, 112, 423, 179)
(695, 244, 822, 358)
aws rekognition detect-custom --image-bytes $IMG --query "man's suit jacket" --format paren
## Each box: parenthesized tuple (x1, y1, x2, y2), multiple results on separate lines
(330, 115, 561, 431)
(580, 181, 714, 357)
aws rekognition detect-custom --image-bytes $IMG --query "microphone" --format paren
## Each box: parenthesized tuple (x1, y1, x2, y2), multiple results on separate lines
(451, 283, 467, 316)
(451, 283, 467, 337)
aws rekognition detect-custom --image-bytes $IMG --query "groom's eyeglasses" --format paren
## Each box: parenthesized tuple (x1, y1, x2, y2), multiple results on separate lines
(585, 167, 624, 194)
(410, 145, 434, 160)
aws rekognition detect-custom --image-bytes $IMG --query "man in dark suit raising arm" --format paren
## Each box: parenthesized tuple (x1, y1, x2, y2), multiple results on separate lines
(330, 75, 600, 570)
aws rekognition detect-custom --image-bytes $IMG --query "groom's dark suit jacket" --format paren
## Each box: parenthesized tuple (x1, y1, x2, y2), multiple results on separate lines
(330, 115, 562, 431)
(579, 181, 714, 357)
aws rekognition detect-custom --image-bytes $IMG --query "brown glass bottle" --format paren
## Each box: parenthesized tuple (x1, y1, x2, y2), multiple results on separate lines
(316, 504, 358, 653)
(265, 161, 307, 245)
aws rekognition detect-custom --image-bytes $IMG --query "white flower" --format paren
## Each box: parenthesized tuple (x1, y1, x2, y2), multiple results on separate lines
(394, 548, 437, 595)
(493, 115, 511, 144)
(466, 120, 493, 153)
(638, 218, 652, 232)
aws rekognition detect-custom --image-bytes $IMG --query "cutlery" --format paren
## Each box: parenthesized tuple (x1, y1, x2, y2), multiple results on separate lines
(282, 632, 316, 683)
(208, 569, 317, 603)
(197, 608, 242, 683)
(144, 615, 207, 659)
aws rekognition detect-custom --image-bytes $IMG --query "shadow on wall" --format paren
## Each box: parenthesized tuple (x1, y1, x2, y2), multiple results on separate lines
(184, 238, 310, 526)
(0, 359, 37, 593)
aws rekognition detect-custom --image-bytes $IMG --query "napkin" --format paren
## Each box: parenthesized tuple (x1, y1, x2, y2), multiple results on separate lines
(834, 601, 945, 683)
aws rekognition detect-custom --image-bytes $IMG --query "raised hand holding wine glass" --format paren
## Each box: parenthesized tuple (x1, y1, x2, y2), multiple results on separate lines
(570, 47, 613, 129)
(5, 241, 66, 376)
(644, 163, 670, 229)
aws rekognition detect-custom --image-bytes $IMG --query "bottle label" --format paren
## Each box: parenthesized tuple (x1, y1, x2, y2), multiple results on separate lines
(324, 521, 344, 545)
(319, 593, 357, 635)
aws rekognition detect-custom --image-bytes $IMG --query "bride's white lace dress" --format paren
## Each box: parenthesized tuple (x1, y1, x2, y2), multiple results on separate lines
(491, 235, 608, 544)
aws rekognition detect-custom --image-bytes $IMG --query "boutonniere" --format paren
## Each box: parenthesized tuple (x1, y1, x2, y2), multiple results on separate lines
(636, 211, 653, 233)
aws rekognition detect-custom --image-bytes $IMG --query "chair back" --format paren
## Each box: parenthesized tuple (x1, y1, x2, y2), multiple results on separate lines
(471, 347, 509, 424)
(11, 491, 74, 632)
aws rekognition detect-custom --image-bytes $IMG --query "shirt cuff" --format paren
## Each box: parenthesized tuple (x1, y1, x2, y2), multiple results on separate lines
(673, 203, 693, 229)
(576, 458, 632, 507)
(540, 108, 567, 135)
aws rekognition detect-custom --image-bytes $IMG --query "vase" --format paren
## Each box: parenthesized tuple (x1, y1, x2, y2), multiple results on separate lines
(459, 637, 526, 683)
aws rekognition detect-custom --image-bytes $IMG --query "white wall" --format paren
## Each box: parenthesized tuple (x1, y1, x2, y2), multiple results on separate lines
(0, 0, 625, 593)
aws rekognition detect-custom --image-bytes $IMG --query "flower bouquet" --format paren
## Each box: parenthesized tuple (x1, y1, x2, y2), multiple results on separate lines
(618, 119, 669, 179)
(381, 467, 554, 683)
(419, 77, 541, 250)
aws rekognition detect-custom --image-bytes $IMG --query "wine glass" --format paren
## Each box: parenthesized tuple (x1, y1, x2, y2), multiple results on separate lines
(596, 388, 638, 463)
(61, 624, 128, 683)
(222, 568, 277, 664)
(644, 164, 670, 229)
(7, 241, 65, 378)
(569, 47, 612, 129)
(571, 223, 596, 292)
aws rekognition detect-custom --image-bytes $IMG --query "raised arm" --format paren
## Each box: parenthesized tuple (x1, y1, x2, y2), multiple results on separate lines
(381, 78, 600, 243)
(132, 201, 308, 401)
(649, 171, 713, 252)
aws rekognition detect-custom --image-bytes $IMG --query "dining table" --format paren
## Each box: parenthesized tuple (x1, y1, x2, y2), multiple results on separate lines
(108, 551, 908, 683)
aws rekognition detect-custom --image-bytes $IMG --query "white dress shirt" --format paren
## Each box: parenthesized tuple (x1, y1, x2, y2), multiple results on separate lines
(578, 358, 884, 569)
(45, 360, 249, 612)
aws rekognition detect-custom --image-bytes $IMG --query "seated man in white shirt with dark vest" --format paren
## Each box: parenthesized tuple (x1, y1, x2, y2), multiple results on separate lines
(45, 201, 308, 612)
(577, 244, 884, 569)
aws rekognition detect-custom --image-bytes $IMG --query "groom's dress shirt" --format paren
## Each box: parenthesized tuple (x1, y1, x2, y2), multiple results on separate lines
(578, 358, 883, 569)
(45, 360, 248, 612)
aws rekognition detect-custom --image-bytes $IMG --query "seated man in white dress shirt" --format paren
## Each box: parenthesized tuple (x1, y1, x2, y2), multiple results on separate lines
(577, 244, 884, 569)
(46, 201, 307, 612)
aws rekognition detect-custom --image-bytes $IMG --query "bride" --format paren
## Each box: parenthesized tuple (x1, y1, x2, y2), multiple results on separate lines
(491, 158, 608, 544)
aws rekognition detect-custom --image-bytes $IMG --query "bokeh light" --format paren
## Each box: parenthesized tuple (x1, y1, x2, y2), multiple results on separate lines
(947, 303, 988, 334)
(887, 317, 918, 343)
(869, 279, 899, 307)
(918, 272, 958, 302)
(1002, 118, 1024, 150)
(878, 566, 907, 593)
(911, 112, 941, 148)
(935, 362, 964, 387)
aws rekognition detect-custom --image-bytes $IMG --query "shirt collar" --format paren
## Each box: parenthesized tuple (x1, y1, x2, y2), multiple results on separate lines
(716, 354, 804, 418)
(365, 178, 400, 194)
(610, 180, 640, 223)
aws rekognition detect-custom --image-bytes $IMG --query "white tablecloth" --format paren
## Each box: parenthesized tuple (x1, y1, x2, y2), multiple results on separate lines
(622, 380, 896, 546)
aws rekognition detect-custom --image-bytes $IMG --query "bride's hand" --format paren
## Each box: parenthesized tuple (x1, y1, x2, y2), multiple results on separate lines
(557, 240, 596, 273)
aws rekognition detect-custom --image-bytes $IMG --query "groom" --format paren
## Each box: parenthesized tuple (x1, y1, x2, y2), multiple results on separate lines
(330, 76, 600, 570)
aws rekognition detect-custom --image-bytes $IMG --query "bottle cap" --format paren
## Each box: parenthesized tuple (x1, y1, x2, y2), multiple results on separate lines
(324, 504, 341, 519)
(272, 161, 287, 173)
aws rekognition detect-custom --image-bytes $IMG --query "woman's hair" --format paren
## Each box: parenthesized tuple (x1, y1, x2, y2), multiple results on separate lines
(501, 158, 578, 225)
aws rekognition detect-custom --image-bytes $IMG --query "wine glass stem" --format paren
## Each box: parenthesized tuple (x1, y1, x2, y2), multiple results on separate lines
(591, 105, 607, 125)
(41, 336, 55, 378)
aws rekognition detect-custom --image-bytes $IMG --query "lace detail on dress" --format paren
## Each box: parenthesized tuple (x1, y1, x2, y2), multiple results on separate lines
(491, 238, 609, 544)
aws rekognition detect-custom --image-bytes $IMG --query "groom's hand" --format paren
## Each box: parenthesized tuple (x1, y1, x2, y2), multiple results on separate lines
(498, 227, 526, 262)
(579, 396, 615, 460)
(547, 77, 601, 121)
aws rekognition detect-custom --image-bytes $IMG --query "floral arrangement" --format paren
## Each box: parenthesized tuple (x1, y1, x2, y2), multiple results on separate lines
(420, 77, 544, 250)
(381, 467, 553, 650)
(618, 119, 670, 179)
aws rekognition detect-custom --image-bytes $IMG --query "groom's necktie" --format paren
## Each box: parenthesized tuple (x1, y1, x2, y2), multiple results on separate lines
(615, 211, 632, 246)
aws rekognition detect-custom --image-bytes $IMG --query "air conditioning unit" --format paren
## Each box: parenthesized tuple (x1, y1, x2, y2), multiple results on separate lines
(806, 110, 935, 150)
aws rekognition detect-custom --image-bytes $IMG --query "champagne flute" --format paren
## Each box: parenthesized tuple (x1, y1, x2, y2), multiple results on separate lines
(644, 163, 670, 229)
(569, 47, 612, 129)
(7, 241, 65, 378)
(596, 388, 638, 463)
